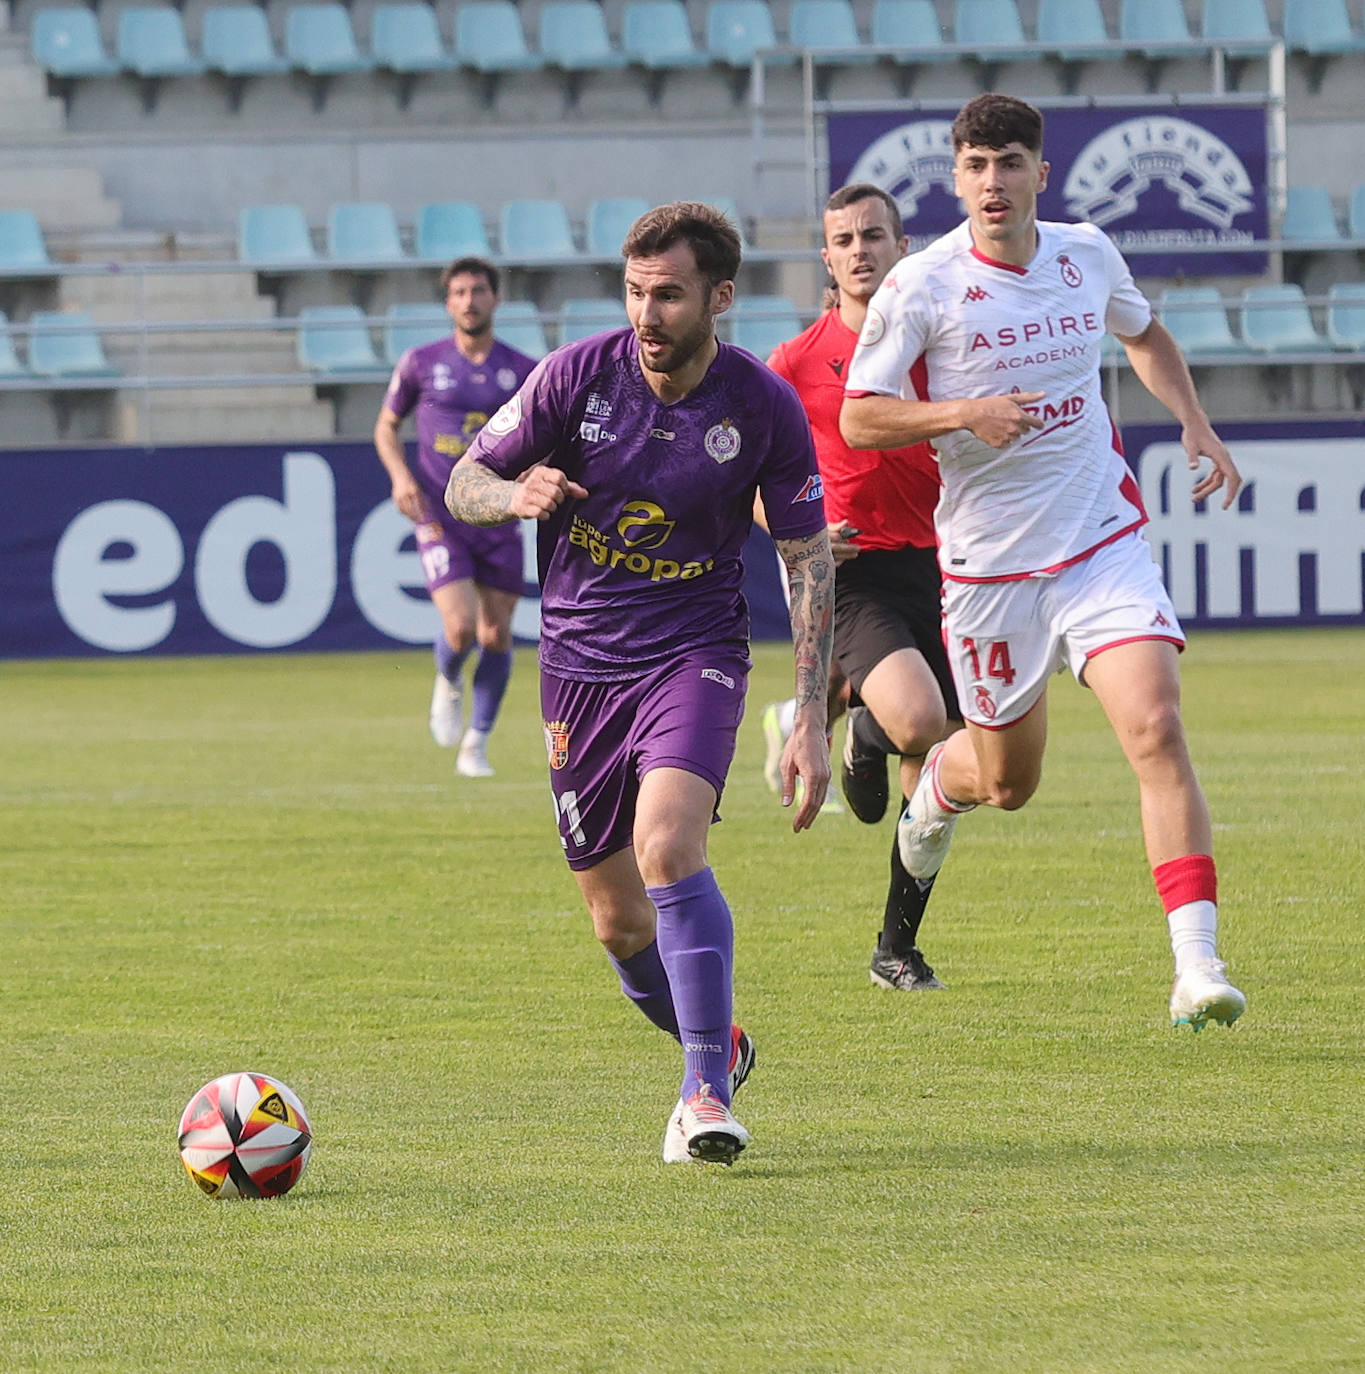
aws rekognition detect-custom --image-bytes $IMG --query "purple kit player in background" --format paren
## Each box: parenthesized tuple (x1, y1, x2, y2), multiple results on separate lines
(446, 203, 835, 1165)
(374, 256, 537, 778)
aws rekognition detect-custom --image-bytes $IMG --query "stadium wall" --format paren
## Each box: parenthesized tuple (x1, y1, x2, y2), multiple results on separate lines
(3, 423, 1361, 661)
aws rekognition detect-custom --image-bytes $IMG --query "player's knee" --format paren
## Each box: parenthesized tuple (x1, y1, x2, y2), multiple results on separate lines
(981, 771, 1040, 811)
(887, 704, 948, 758)
(1125, 701, 1186, 765)
(443, 624, 476, 653)
(634, 834, 705, 890)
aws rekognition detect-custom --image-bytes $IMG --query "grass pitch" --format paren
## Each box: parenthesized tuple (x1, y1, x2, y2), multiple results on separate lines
(1, 631, 1362, 1373)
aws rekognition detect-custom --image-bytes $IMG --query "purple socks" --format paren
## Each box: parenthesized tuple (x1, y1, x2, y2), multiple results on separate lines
(648, 867, 734, 1106)
(470, 648, 512, 732)
(608, 941, 679, 1040)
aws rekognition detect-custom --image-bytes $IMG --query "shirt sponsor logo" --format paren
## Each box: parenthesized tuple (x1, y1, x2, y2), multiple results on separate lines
(487, 394, 522, 436)
(543, 719, 570, 770)
(700, 667, 736, 690)
(616, 500, 675, 549)
(1058, 255, 1083, 288)
(579, 420, 618, 444)
(1063, 115, 1254, 230)
(704, 420, 742, 464)
(968, 314, 1103, 351)
(791, 473, 824, 505)
(569, 511, 715, 583)
(585, 392, 613, 419)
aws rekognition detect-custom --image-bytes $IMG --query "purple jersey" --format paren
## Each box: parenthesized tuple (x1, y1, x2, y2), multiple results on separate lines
(384, 335, 537, 505)
(466, 328, 826, 681)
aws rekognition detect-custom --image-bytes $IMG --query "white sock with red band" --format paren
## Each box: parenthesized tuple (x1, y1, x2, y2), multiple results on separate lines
(1155, 854, 1219, 974)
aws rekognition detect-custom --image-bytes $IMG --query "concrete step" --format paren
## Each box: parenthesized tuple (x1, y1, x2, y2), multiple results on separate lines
(115, 388, 337, 444)
(0, 165, 121, 231)
(73, 273, 277, 317)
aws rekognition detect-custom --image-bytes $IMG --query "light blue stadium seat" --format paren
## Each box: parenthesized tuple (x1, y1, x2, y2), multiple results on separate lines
(0, 210, 53, 270)
(31, 9, 120, 78)
(239, 204, 318, 264)
(499, 199, 578, 259)
(954, 0, 1041, 56)
(1281, 187, 1341, 243)
(285, 5, 373, 75)
(414, 201, 491, 258)
(371, 4, 453, 71)
(1240, 285, 1331, 354)
(0, 312, 29, 379)
(327, 202, 406, 263)
(586, 197, 650, 257)
(202, 6, 290, 77)
(622, 1, 708, 73)
(28, 311, 118, 378)
(789, 0, 867, 57)
(1326, 283, 1365, 351)
(116, 8, 204, 77)
(383, 302, 450, 364)
(1349, 186, 1365, 240)
(539, 2, 627, 71)
(1119, 0, 1199, 52)
(1159, 287, 1241, 356)
(297, 305, 383, 373)
(1284, 0, 1365, 55)
(728, 294, 803, 357)
(454, 2, 540, 71)
(495, 300, 549, 359)
(706, 1, 792, 70)
(559, 297, 629, 345)
(1200, 0, 1272, 54)
(870, 0, 946, 55)
(1036, 0, 1115, 63)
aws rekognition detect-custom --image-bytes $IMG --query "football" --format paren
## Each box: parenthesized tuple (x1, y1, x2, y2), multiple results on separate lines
(177, 1071, 313, 1199)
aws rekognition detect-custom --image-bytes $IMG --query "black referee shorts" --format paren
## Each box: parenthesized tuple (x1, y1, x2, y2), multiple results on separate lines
(833, 544, 960, 720)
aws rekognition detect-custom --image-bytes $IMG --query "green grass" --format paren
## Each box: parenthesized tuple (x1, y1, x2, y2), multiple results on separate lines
(1, 631, 1362, 1373)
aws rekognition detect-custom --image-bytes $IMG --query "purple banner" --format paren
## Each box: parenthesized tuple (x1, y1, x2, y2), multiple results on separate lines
(828, 104, 1269, 275)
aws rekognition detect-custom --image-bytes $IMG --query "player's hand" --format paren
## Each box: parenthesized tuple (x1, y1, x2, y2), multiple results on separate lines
(509, 465, 589, 520)
(1182, 418, 1242, 509)
(780, 721, 832, 832)
(966, 392, 1047, 448)
(828, 522, 861, 565)
(391, 471, 424, 522)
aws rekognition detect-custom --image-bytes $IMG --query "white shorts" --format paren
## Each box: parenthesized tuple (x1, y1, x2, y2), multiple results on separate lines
(942, 532, 1184, 729)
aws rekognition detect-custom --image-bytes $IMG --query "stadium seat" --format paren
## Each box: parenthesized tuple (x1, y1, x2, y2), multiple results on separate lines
(285, 4, 373, 107)
(1283, 0, 1365, 55)
(414, 201, 491, 259)
(30, 9, 120, 78)
(1119, 0, 1200, 51)
(788, 0, 866, 56)
(539, 2, 627, 72)
(453, 1, 542, 98)
(327, 202, 406, 263)
(1036, 0, 1116, 63)
(1159, 287, 1242, 356)
(1349, 186, 1365, 240)
(1281, 186, 1341, 243)
(870, 0, 944, 53)
(954, 0, 1041, 56)
(499, 199, 577, 260)
(622, 0, 708, 100)
(728, 294, 803, 357)
(239, 204, 318, 265)
(0, 210, 54, 271)
(202, 6, 290, 78)
(1239, 285, 1332, 354)
(116, 8, 203, 76)
(296, 305, 383, 373)
(586, 197, 651, 258)
(494, 300, 550, 359)
(27, 311, 118, 378)
(559, 297, 629, 345)
(0, 312, 29, 379)
(1200, 0, 1272, 54)
(1326, 282, 1365, 351)
(706, 0, 792, 92)
(371, 2, 453, 102)
(383, 302, 450, 364)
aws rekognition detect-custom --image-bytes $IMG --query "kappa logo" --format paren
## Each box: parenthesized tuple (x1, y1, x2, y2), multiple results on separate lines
(1152, 610, 1172, 628)
(1063, 115, 1255, 230)
(846, 119, 957, 219)
(962, 285, 991, 303)
(543, 719, 570, 770)
(704, 419, 742, 464)
(1058, 255, 1083, 288)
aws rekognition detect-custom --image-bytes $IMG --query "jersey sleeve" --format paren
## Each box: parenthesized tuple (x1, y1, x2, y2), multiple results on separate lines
(464, 353, 571, 480)
(1096, 229, 1154, 338)
(766, 338, 794, 384)
(845, 264, 930, 399)
(383, 348, 420, 420)
(757, 383, 826, 541)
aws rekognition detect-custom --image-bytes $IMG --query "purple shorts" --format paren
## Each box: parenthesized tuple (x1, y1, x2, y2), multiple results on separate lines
(414, 507, 524, 596)
(540, 648, 751, 871)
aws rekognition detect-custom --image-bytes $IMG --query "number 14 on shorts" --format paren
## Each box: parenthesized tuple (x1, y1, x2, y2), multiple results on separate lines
(957, 635, 1018, 725)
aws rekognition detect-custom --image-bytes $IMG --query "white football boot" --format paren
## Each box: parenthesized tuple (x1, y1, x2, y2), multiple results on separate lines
(1169, 959, 1246, 1031)
(897, 740, 973, 879)
(681, 1083, 749, 1164)
(455, 728, 495, 778)
(429, 674, 463, 749)
(663, 1027, 755, 1163)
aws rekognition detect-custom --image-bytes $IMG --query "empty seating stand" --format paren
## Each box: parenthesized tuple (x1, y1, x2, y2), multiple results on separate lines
(706, 1, 791, 99)
(453, 2, 543, 99)
(728, 295, 802, 357)
(586, 197, 651, 258)
(1281, 187, 1342, 244)
(1239, 285, 1332, 354)
(499, 199, 578, 260)
(494, 301, 550, 359)
(954, 0, 1042, 85)
(414, 202, 491, 260)
(202, 6, 290, 109)
(31, 8, 118, 109)
(116, 8, 204, 111)
(296, 305, 384, 375)
(327, 202, 406, 264)
(284, 5, 374, 110)
(1036, 0, 1119, 90)
(1326, 283, 1365, 351)
(383, 302, 450, 365)
(788, 0, 870, 96)
(869, 0, 947, 94)
(0, 210, 55, 274)
(621, 1, 707, 102)
(28, 311, 118, 378)
(239, 204, 318, 265)
(370, 3, 454, 107)
(558, 297, 629, 345)
(1159, 287, 1243, 356)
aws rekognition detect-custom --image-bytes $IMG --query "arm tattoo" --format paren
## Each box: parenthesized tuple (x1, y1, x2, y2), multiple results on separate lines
(774, 529, 835, 721)
(445, 459, 517, 527)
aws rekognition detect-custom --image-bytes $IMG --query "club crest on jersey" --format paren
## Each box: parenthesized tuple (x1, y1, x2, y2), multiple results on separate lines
(432, 363, 452, 391)
(973, 685, 998, 720)
(1062, 115, 1254, 230)
(1058, 256, 1083, 287)
(487, 394, 522, 436)
(791, 473, 824, 505)
(543, 720, 570, 770)
(962, 286, 991, 303)
(704, 420, 742, 464)
(496, 367, 518, 390)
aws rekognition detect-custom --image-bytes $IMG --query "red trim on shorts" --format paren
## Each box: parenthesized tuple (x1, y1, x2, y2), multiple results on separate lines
(1153, 853, 1217, 912)
(943, 517, 1147, 583)
(1083, 634, 1185, 663)
(969, 245, 1029, 275)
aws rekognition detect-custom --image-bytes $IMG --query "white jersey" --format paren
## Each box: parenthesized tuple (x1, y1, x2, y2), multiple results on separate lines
(846, 219, 1153, 582)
